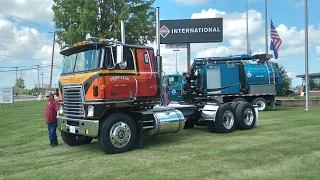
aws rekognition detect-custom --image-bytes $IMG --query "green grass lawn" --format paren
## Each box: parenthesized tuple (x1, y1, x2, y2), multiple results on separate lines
(1, 101, 320, 180)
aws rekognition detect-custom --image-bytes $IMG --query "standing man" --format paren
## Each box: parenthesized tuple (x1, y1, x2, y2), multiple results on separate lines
(45, 91, 59, 147)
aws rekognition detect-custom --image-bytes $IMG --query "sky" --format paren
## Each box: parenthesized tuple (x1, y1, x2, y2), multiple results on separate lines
(0, 0, 319, 89)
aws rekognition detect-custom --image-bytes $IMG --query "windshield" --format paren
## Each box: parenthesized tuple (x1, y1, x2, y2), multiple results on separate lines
(61, 48, 101, 74)
(168, 76, 179, 86)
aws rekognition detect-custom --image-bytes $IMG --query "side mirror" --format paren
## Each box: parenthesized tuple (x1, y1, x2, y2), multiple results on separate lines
(116, 45, 127, 69)
(116, 45, 123, 64)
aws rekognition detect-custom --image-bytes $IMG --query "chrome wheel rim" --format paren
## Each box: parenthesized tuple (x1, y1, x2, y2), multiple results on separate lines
(256, 101, 266, 111)
(223, 110, 234, 129)
(109, 122, 131, 148)
(243, 108, 254, 125)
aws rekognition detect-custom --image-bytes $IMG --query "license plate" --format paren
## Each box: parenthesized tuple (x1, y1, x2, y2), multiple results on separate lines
(69, 126, 76, 133)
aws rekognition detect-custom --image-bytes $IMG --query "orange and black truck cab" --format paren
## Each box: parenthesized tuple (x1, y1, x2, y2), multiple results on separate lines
(57, 40, 161, 138)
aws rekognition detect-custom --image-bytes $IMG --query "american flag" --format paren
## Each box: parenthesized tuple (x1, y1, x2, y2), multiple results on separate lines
(270, 20, 282, 59)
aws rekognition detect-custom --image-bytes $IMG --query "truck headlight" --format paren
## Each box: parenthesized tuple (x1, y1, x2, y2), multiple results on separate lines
(59, 105, 63, 115)
(87, 105, 94, 117)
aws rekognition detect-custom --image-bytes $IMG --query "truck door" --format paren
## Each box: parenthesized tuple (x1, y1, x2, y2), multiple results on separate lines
(134, 49, 157, 97)
(167, 75, 183, 101)
(104, 47, 137, 99)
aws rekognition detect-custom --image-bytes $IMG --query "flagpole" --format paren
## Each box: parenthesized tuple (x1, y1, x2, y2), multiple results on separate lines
(246, 0, 250, 55)
(265, 0, 268, 54)
(304, 0, 309, 111)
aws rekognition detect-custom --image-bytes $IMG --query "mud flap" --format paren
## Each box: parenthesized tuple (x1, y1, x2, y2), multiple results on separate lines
(136, 120, 144, 149)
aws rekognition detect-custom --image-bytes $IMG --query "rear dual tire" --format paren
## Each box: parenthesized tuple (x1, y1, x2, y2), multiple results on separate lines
(207, 103, 236, 133)
(235, 102, 256, 130)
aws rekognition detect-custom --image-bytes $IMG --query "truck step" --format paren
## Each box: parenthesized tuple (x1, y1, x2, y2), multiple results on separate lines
(143, 126, 155, 129)
(143, 120, 154, 123)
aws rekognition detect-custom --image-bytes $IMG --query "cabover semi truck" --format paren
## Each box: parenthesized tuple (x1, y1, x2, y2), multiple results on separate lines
(56, 7, 259, 154)
(166, 54, 285, 111)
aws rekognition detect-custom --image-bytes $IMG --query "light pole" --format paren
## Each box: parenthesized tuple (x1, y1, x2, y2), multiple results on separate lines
(173, 49, 180, 74)
(40, 73, 44, 90)
(246, 0, 250, 55)
(265, 0, 268, 54)
(304, 0, 309, 111)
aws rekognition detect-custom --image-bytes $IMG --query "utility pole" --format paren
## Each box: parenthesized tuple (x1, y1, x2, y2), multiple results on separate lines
(173, 49, 180, 74)
(37, 65, 40, 96)
(49, 32, 56, 91)
(265, 0, 268, 54)
(40, 73, 44, 90)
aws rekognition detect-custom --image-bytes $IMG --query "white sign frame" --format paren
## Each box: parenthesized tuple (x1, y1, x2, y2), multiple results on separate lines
(0, 87, 14, 105)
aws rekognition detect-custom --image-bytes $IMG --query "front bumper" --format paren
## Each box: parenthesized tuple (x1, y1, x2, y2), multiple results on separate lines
(58, 117, 99, 137)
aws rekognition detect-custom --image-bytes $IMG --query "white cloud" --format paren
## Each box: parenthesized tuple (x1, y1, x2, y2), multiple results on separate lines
(171, 0, 208, 6)
(195, 46, 231, 58)
(295, 0, 304, 7)
(0, 0, 54, 23)
(191, 9, 264, 41)
(0, 13, 56, 88)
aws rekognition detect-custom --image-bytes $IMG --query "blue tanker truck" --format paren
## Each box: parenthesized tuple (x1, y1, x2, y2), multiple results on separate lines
(164, 54, 285, 111)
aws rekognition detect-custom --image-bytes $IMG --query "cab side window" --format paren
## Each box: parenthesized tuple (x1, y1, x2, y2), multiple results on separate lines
(121, 47, 134, 70)
(143, 50, 158, 72)
(104, 47, 134, 70)
(104, 47, 116, 69)
(144, 52, 150, 64)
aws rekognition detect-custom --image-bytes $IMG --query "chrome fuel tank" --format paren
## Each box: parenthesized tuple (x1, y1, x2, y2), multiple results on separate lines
(145, 109, 185, 136)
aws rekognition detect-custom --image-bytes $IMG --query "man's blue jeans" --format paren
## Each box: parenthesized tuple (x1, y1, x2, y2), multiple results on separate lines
(48, 122, 58, 145)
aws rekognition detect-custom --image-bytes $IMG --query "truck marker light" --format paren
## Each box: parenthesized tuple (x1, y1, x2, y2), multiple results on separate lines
(60, 125, 62, 130)
(99, 85, 105, 90)
(85, 129, 89, 135)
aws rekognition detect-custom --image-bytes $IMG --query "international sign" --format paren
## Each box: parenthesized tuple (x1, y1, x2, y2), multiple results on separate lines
(160, 18, 223, 44)
(0, 87, 14, 104)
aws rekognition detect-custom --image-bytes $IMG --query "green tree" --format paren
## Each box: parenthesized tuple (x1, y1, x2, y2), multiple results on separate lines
(309, 79, 317, 91)
(277, 65, 292, 96)
(14, 77, 25, 95)
(14, 78, 25, 89)
(52, 0, 156, 46)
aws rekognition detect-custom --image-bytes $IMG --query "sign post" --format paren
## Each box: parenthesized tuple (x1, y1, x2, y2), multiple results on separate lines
(159, 18, 223, 73)
(0, 87, 14, 108)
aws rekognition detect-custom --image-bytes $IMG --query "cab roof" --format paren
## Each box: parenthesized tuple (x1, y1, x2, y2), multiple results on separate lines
(60, 39, 154, 56)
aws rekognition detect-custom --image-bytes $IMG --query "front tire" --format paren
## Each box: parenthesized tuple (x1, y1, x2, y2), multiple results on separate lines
(98, 113, 137, 154)
(207, 103, 236, 133)
(61, 131, 93, 146)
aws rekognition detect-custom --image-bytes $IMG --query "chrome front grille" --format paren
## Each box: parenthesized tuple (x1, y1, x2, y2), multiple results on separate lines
(62, 85, 85, 119)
